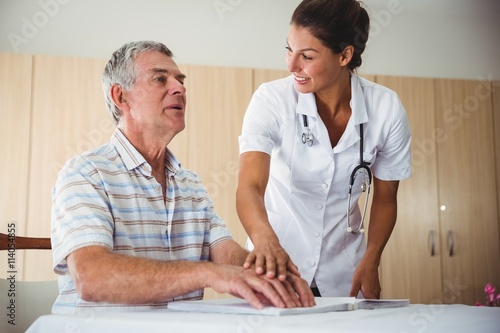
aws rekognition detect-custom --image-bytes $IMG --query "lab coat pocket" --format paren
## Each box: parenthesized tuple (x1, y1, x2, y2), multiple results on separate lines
(342, 230, 366, 268)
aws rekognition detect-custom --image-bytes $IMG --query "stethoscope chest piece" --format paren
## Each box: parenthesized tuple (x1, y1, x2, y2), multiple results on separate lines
(301, 114, 314, 146)
(302, 130, 313, 147)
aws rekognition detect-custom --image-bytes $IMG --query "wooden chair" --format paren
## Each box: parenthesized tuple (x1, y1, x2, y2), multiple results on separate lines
(0, 232, 57, 333)
(0, 232, 51, 250)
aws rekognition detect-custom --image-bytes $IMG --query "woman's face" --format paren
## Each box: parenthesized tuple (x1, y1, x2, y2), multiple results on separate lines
(286, 24, 347, 96)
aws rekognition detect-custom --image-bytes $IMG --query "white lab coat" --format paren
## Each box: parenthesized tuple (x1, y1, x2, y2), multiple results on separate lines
(239, 75, 411, 296)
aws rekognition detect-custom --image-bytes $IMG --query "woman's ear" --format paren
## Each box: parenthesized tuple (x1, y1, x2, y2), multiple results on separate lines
(110, 84, 129, 111)
(339, 45, 354, 67)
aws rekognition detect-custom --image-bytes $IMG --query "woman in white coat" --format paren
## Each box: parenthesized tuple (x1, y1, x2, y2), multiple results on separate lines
(237, 0, 411, 298)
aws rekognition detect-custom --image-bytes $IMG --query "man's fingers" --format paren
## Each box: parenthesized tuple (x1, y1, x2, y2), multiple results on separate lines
(230, 280, 265, 310)
(287, 274, 316, 307)
(286, 260, 301, 277)
(282, 279, 301, 307)
(247, 276, 286, 308)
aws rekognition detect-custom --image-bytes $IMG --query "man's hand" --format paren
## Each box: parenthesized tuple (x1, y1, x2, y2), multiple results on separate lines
(210, 264, 315, 309)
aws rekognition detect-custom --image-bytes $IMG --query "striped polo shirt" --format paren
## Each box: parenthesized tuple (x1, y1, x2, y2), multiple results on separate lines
(51, 128, 232, 313)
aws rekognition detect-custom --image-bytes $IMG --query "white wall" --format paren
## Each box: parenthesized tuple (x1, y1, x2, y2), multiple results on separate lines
(0, 0, 499, 80)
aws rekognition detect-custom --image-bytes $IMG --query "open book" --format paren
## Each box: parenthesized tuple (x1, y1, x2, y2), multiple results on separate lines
(167, 297, 409, 316)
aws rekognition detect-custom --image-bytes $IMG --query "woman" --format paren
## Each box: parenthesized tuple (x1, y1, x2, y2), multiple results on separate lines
(236, 0, 411, 298)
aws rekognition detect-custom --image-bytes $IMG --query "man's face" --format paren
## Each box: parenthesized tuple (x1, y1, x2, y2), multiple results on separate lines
(122, 50, 187, 138)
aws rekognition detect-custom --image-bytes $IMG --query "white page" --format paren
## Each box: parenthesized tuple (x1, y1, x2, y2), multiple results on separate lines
(354, 298, 410, 310)
(167, 297, 356, 316)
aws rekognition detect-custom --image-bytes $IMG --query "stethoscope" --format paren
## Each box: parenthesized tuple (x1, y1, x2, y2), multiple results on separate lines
(301, 115, 372, 234)
(301, 115, 314, 146)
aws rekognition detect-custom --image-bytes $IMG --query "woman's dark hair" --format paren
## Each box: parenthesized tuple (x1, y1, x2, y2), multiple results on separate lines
(291, 0, 370, 71)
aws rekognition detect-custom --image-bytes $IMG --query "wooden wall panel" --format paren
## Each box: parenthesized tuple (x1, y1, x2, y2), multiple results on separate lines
(25, 55, 112, 280)
(375, 76, 442, 303)
(435, 79, 500, 304)
(0, 53, 32, 279)
(182, 65, 253, 245)
(181, 65, 253, 300)
(253, 69, 289, 91)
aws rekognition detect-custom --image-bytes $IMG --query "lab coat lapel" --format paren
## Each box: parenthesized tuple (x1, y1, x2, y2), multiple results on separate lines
(334, 75, 369, 154)
(296, 93, 334, 156)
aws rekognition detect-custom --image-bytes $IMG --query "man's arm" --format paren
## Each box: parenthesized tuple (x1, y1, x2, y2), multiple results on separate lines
(67, 243, 314, 309)
(67, 246, 211, 303)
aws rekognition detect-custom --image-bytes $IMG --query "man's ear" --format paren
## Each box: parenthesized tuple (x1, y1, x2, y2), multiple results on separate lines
(110, 84, 129, 111)
(339, 45, 354, 67)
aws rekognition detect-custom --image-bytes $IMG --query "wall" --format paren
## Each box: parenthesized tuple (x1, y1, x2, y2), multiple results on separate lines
(0, 0, 499, 80)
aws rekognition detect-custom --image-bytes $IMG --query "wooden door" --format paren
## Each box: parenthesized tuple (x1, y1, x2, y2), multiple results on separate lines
(493, 81, 500, 270)
(434, 79, 500, 304)
(376, 76, 443, 303)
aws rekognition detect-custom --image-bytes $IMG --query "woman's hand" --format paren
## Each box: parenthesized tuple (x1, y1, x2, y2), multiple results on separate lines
(349, 255, 381, 299)
(243, 238, 301, 281)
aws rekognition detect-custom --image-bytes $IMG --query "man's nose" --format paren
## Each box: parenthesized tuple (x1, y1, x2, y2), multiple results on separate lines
(170, 80, 186, 95)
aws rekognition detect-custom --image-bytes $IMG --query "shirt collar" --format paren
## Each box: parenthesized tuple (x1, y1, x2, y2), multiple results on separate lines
(110, 128, 180, 176)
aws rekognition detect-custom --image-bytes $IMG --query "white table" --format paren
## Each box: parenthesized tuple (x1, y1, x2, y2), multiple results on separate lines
(26, 304, 500, 333)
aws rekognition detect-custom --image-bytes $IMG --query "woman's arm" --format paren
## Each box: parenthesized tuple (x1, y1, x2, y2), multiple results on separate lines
(236, 151, 300, 281)
(349, 177, 400, 299)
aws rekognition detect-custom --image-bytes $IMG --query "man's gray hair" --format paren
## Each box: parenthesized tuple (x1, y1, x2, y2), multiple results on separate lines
(102, 41, 173, 124)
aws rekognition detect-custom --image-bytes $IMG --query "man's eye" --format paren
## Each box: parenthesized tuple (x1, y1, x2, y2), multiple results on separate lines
(155, 76, 166, 83)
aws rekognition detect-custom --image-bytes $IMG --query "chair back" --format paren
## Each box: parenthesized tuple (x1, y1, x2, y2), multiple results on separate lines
(0, 232, 57, 333)
(0, 233, 51, 250)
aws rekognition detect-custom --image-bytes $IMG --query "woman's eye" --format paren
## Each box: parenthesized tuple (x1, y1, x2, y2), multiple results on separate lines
(302, 54, 313, 60)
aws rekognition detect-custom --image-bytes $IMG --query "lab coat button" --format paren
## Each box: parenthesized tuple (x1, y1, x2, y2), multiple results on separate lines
(316, 203, 323, 210)
(306, 259, 316, 267)
(322, 183, 329, 189)
(313, 231, 321, 238)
